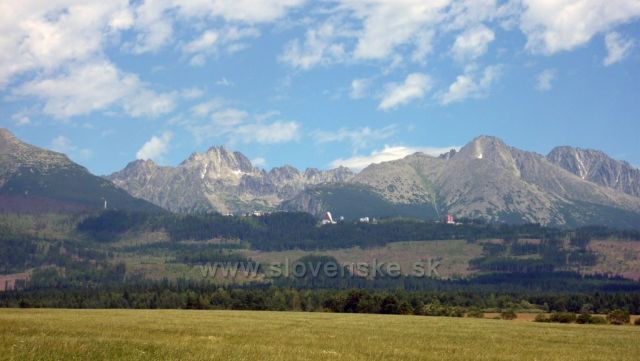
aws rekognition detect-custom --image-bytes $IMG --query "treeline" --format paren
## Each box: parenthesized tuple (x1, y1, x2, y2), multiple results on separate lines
(75, 211, 640, 251)
(3, 282, 640, 315)
(0, 227, 112, 274)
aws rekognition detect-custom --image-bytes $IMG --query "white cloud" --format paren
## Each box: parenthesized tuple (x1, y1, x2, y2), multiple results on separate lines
(330, 145, 459, 171)
(378, 73, 432, 110)
(211, 108, 249, 126)
(604, 31, 634, 66)
(451, 24, 495, 62)
(131, 0, 303, 54)
(182, 27, 260, 65)
(183, 30, 220, 53)
(251, 157, 267, 168)
(184, 105, 300, 145)
(350, 78, 371, 99)
(230, 121, 300, 144)
(439, 65, 501, 105)
(191, 98, 225, 117)
(314, 125, 396, 152)
(280, 20, 346, 69)
(344, 0, 452, 61)
(0, 1, 133, 88)
(51, 135, 92, 161)
(216, 77, 234, 87)
(279, 0, 512, 68)
(181, 87, 204, 99)
(536, 69, 556, 91)
(519, 0, 640, 55)
(0, 0, 304, 120)
(15, 61, 175, 119)
(11, 114, 31, 126)
(136, 131, 173, 162)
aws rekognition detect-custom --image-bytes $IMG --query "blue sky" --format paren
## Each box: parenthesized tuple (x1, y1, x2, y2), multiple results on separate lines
(1, 0, 639, 175)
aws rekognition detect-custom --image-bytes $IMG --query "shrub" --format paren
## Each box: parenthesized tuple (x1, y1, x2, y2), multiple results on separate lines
(398, 301, 414, 315)
(549, 312, 577, 324)
(634, 318, 640, 326)
(422, 302, 448, 317)
(589, 316, 607, 325)
(607, 309, 630, 325)
(467, 307, 484, 318)
(500, 310, 517, 320)
(448, 307, 466, 318)
(576, 313, 592, 324)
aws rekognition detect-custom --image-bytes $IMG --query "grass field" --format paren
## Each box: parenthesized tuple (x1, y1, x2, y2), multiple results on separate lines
(1, 309, 639, 361)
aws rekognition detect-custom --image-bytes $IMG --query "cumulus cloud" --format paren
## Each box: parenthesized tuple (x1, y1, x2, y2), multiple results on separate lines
(15, 61, 175, 119)
(330, 145, 459, 171)
(279, 0, 513, 68)
(314, 125, 396, 152)
(183, 30, 220, 53)
(182, 27, 260, 66)
(251, 157, 267, 168)
(451, 24, 495, 62)
(211, 108, 250, 126)
(136, 131, 173, 162)
(350, 78, 371, 99)
(280, 20, 346, 70)
(604, 31, 634, 66)
(11, 114, 31, 127)
(51, 135, 92, 161)
(536, 69, 556, 91)
(230, 121, 300, 144)
(519, 0, 640, 55)
(378, 73, 432, 110)
(0, 1, 133, 88)
(439, 65, 501, 105)
(130, 0, 304, 54)
(183, 103, 300, 145)
(190, 98, 226, 117)
(344, 0, 451, 61)
(1, 0, 305, 120)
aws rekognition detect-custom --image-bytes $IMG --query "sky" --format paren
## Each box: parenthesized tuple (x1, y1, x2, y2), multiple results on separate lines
(1, 0, 639, 175)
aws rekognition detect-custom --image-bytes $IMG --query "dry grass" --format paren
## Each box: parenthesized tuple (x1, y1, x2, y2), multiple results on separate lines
(1, 309, 639, 361)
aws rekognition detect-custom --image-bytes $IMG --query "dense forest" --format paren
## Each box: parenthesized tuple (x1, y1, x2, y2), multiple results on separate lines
(77, 210, 640, 251)
(3, 281, 640, 317)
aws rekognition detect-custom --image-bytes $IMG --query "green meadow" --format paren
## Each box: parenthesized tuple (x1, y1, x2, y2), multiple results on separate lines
(1, 309, 639, 361)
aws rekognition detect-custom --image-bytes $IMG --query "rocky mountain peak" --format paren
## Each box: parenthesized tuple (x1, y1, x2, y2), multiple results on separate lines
(438, 149, 457, 160)
(547, 146, 640, 197)
(0, 128, 16, 142)
(119, 159, 158, 174)
(456, 135, 509, 160)
(181, 146, 257, 180)
(0, 128, 21, 154)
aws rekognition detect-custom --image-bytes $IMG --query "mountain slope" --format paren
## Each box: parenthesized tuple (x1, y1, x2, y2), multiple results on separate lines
(107, 146, 354, 213)
(0, 128, 161, 213)
(105, 134, 640, 228)
(341, 136, 640, 228)
(547, 146, 640, 198)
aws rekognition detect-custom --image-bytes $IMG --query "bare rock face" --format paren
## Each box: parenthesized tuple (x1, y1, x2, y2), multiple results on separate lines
(107, 146, 354, 214)
(106, 134, 640, 228)
(349, 136, 640, 228)
(548, 146, 640, 198)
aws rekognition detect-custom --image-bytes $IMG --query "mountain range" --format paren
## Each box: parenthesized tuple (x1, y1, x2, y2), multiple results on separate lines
(2, 128, 640, 229)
